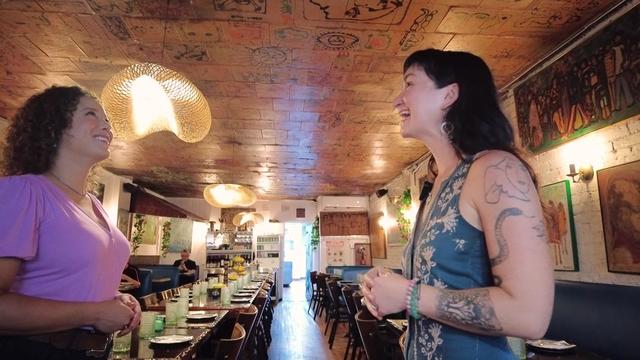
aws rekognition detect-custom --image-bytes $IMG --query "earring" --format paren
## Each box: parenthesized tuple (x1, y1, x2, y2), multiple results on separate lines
(440, 121, 454, 139)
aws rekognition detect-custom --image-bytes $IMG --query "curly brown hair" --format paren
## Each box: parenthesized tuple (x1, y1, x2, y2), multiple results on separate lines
(2, 86, 96, 176)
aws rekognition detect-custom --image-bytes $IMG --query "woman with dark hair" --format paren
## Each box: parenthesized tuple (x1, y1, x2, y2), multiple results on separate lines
(0, 86, 141, 359)
(361, 49, 554, 359)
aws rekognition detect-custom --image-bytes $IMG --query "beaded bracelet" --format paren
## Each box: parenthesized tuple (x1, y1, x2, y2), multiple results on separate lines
(405, 279, 421, 319)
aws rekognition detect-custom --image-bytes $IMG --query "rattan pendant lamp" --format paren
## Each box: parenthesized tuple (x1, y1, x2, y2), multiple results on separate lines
(203, 184, 257, 208)
(101, 62, 211, 143)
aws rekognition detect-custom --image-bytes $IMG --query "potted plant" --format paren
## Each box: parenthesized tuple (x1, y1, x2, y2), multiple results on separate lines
(131, 214, 146, 254)
(161, 220, 171, 257)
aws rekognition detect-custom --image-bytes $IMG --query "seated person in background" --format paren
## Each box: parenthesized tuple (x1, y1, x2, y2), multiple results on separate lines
(173, 249, 197, 285)
(121, 263, 141, 289)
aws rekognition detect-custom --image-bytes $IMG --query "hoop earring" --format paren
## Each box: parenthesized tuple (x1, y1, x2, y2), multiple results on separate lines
(440, 121, 454, 139)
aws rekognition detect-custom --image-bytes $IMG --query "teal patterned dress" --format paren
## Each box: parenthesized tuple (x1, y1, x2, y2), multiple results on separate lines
(402, 158, 515, 360)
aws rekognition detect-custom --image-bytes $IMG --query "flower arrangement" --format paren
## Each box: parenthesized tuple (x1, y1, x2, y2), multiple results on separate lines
(161, 221, 171, 257)
(131, 214, 146, 254)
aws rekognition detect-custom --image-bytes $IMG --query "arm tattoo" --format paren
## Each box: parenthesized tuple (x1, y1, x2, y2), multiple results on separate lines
(436, 288, 503, 333)
(484, 158, 532, 204)
(490, 207, 523, 267)
(532, 220, 547, 240)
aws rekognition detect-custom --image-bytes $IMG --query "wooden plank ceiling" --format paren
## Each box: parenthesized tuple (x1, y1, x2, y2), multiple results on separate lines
(0, 0, 621, 199)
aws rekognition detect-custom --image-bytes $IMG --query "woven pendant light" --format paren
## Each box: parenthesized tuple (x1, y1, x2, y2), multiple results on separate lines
(101, 63, 211, 143)
(203, 184, 257, 208)
(232, 212, 264, 227)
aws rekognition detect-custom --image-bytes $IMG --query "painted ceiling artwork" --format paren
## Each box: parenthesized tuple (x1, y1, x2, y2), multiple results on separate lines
(0, 0, 624, 199)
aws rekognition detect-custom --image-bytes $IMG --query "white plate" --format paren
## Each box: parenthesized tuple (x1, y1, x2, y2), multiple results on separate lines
(230, 298, 250, 303)
(186, 312, 218, 320)
(149, 335, 193, 345)
(526, 339, 576, 351)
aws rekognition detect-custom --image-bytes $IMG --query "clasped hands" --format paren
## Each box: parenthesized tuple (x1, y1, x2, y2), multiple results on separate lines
(360, 266, 412, 320)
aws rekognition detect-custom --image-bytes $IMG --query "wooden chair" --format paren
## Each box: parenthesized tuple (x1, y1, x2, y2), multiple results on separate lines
(213, 323, 246, 360)
(159, 289, 173, 301)
(325, 280, 349, 349)
(342, 286, 362, 360)
(355, 310, 403, 360)
(140, 293, 158, 311)
(237, 304, 259, 359)
(307, 271, 319, 314)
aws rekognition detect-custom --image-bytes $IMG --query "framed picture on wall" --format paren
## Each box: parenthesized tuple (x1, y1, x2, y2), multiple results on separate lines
(597, 160, 640, 274)
(539, 180, 579, 271)
(369, 212, 386, 259)
(354, 243, 372, 266)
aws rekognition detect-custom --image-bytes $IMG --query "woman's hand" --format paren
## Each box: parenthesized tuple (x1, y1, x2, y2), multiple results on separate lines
(369, 272, 411, 319)
(91, 299, 134, 334)
(115, 293, 141, 335)
(361, 267, 399, 319)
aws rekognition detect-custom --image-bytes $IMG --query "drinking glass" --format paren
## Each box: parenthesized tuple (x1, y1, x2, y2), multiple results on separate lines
(112, 331, 131, 354)
(507, 337, 526, 360)
(139, 312, 157, 339)
(165, 302, 177, 326)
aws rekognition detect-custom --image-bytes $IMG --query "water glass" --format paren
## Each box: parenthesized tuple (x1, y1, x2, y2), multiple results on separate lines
(228, 280, 237, 295)
(139, 312, 157, 339)
(192, 282, 200, 296)
(507, 337, 526, 360)
(112, 331, 131, 353)
(179, 288, 189, 298)
(165, 302, 178, 326)
(221, 286, 231, 305)
(176, 298, 189, 318)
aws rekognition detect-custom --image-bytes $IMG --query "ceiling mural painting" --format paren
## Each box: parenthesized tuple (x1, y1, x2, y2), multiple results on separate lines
(0, 0, 626, 199)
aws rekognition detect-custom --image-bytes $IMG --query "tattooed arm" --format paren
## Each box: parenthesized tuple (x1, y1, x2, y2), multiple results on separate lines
(415, 151, 554, 339)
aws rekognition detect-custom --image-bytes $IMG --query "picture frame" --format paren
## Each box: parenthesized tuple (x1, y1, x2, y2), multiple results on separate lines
(539, 180, 579, 271)
(513, 6, 640, 154)
(116, 209, 131, 239)
(353, 243, 372, 266)
(597, 160, 640, 274)
(369, 212, 386, 259)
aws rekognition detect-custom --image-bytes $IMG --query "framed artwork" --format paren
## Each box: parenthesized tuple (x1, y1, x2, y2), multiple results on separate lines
(168, 217, 193, 253)
(354, 243, 372, 266)
(539, 180, 579, 271)
(116, 209, 131, 239)
(369, 212, 386, 259)
(597, 160, 640, 274)
(385, 199, 403, 247)
(325, 239, 345, 266)
(141, 215, 158, 245)
(514, 6, 640, 154)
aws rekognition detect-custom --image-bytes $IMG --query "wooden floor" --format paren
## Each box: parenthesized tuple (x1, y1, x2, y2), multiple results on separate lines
(268, 279, 353, 360)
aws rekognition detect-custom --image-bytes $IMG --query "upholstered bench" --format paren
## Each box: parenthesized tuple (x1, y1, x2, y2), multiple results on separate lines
(545, 280, 640, 360)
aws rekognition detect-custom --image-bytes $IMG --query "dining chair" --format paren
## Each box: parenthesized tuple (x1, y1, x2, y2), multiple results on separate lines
(213, 323, 246, 360)
(237, 304, 259, 360)
(307, 271, 319, 314)
(139, 293, 158, 311)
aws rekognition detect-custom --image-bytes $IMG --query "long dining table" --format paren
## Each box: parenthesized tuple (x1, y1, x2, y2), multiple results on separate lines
(145, 275, 269, 312)
(110, 310, 230, 360)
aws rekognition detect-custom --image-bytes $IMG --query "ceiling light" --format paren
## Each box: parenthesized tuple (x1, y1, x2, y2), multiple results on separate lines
(203, 184, 257, 208)
(232, 212, 265, 227)
(101, 62, 211, 143)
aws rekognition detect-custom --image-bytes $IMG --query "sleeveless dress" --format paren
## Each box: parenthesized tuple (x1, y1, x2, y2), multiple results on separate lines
(402, 157, 515, 360)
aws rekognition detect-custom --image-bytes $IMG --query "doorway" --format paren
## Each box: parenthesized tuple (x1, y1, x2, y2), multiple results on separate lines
(284, 222, 308, 281)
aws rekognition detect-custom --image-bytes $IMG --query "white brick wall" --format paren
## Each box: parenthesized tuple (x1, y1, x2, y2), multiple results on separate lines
(504, 90, 640, 286)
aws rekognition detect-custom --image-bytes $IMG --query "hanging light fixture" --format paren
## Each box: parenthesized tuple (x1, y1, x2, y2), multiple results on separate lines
(232, 212, 264, 227)
(203, 184, 257, 208)
(101, 62, 211, 143)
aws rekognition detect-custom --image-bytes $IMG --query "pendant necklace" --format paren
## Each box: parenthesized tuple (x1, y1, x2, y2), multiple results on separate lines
(48, 171, 87, 198)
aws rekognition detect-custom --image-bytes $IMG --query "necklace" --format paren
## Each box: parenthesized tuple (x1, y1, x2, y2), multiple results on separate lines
(48, 171, 87, 197)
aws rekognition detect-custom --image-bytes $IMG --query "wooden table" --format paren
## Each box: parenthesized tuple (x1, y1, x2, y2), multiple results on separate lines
(146, 278, 268, 312)
(109, 310, 229, 359)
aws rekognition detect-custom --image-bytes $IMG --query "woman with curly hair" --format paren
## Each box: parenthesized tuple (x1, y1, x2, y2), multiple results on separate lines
(0, 86, 141, 359)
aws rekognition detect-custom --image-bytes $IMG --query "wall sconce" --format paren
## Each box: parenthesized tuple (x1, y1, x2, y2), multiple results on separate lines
(567, 163, 594, 183)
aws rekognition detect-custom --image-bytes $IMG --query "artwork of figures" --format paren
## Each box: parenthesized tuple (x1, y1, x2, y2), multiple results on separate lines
(539, 180, 579, 271)
(597, 160, 640, 274)
(168, 218, 193, 253)
(354, 243, 372, 266)
(325, 239, 345, 266)
(141, 215, 158, 245)
(514, 6, 640, 154)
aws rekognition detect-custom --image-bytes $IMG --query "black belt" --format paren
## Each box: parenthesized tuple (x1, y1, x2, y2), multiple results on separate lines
(25, 329, 113, 358)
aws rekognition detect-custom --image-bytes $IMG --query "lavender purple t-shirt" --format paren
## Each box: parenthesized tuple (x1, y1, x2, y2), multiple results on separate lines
(0, 174, 130, 302)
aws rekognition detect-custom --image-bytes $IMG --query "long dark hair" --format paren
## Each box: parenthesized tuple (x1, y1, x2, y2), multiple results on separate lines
(404, 49, 537, 186)
(2, 86, 93, 176)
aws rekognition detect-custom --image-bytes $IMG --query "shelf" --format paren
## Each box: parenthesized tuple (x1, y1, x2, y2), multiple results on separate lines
(207, 249, 254, 255)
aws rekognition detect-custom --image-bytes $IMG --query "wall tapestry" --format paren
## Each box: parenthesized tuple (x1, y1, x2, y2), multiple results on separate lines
(539, 180, 579, 271)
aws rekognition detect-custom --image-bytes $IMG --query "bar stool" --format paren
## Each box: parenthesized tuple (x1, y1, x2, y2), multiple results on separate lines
(237, 304, 259, 360)
(212, 323, 246, 360)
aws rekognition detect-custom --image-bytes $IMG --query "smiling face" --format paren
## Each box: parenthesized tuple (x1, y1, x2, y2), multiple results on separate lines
(58, 96, 113, 164)
(392, 64, 452, 141)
